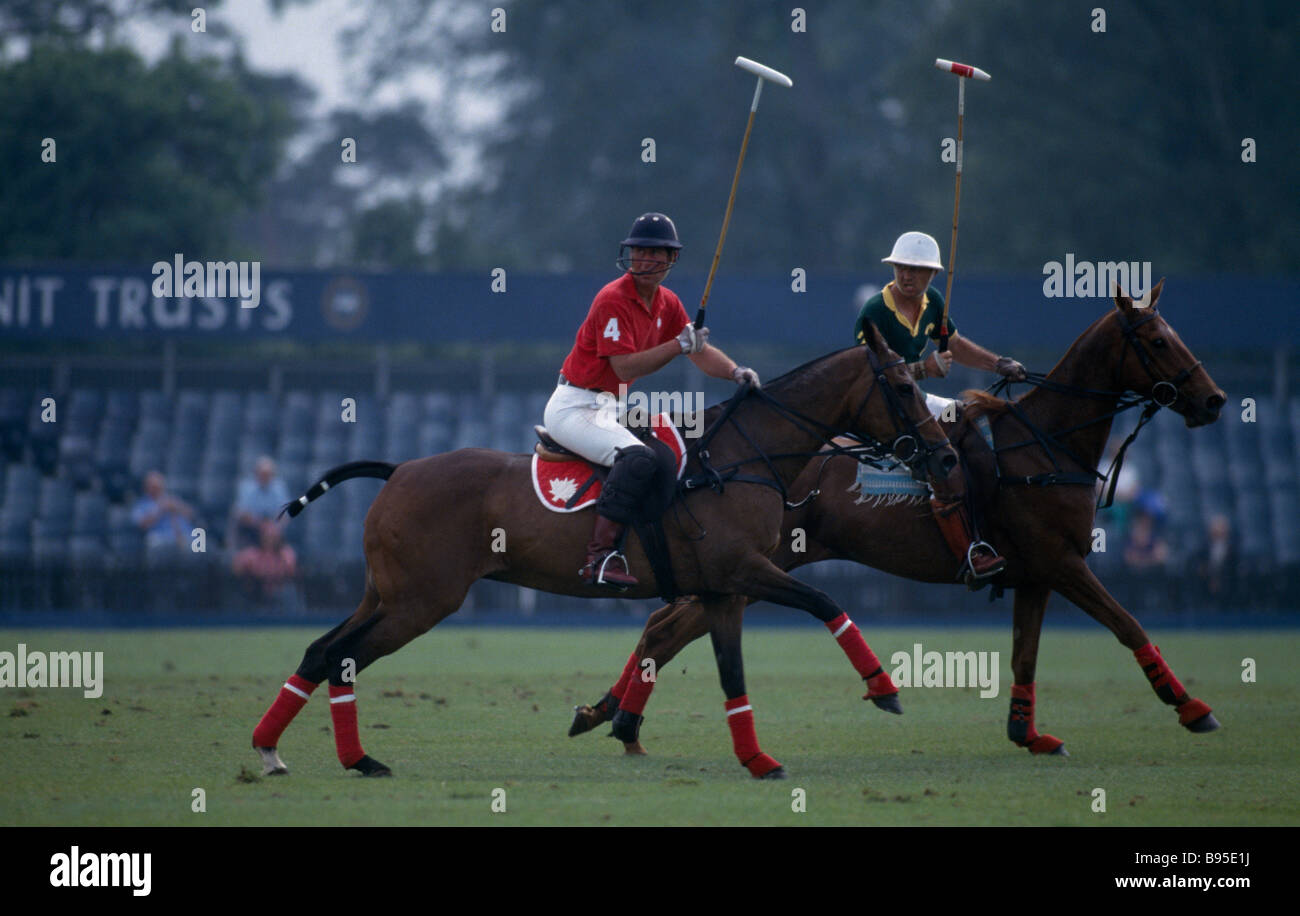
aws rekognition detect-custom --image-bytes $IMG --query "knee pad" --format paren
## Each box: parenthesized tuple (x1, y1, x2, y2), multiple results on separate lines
(597, 445, 658, 522)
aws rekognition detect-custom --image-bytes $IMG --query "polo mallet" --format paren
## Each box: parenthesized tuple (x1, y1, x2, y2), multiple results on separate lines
(694, 56, 793, 329)
(933, 58, 990, 352)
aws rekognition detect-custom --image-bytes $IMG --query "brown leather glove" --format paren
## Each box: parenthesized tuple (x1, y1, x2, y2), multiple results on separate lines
(996, 357, 1027, 381)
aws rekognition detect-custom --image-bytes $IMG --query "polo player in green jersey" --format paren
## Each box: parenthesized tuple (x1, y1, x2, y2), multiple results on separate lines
(854, 231, 1027, 586)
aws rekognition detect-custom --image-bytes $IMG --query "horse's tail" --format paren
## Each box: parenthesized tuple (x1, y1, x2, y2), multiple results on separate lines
(280, 460, 400, 519)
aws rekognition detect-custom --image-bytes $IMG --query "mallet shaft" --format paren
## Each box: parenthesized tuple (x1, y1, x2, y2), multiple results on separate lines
(697, 107, 757, 328)
(694, 57, 792, 329)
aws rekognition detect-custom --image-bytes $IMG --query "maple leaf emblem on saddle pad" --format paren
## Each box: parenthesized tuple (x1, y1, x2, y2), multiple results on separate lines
(547, 477, 580, 505)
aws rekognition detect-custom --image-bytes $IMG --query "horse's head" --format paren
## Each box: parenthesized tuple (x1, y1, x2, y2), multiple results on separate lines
(1112, 279, 1225, 427)
(852, 320, 959, 480)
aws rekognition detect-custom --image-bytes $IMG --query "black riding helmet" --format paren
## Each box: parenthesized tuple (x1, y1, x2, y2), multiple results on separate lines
(616, 212, 682, 274)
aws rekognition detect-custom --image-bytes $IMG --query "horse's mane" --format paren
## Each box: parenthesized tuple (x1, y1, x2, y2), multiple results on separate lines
(761, 345, 862, 395)
(959, 389, 1016, 419)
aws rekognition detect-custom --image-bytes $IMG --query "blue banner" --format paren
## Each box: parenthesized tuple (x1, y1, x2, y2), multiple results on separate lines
(0, 264, 1292, 349)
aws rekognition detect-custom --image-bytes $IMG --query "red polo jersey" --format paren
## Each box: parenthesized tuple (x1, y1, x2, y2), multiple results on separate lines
(560, 273, 690, 393)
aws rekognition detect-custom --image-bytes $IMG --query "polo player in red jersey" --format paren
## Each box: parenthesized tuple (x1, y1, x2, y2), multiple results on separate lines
(544, 212, 759, 588)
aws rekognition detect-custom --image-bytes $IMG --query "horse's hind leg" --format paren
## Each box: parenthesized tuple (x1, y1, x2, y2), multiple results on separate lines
(1052, 558, 1219, 734)
(251, 584, 381, 775)
(703, 594, 785, 780)
(1006, 583, 1067, 756)
(318, 602, 443, 777)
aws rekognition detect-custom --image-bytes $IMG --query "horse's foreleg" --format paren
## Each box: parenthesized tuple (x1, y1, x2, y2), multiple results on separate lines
(251, 590, 378, 774)
(603, 597, 713, 752)
(1052, 560, 1219, 734)
(1006, 584, 1066, 756)
(570, 600, 682, 738)
(704, 595, 785, 779)
(736, 558, 901, 714)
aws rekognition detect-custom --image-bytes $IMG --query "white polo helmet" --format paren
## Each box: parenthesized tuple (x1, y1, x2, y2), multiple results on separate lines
(882, 231, 944, 270)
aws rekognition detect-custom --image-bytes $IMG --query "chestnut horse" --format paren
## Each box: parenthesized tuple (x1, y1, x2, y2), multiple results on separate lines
(571, 283, 1227, 758)
(250, 323, 958, 779)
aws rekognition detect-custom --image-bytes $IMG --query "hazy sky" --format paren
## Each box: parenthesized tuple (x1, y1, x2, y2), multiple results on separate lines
(131, 0, 361, 114)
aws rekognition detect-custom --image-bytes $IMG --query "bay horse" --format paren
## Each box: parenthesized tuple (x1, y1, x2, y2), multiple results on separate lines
(251, 322, 958, 779)
(570, 282, 1228, 758)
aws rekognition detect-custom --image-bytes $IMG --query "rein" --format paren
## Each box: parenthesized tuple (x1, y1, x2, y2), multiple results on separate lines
(982, 307, 1201, 508)
(679, 347, 941, 509)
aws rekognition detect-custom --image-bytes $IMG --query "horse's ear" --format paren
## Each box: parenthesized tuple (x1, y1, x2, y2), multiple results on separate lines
(863, 319, 887, 356)
(1113, 281, 1135, 316)
(1145, 277, 1165, 308)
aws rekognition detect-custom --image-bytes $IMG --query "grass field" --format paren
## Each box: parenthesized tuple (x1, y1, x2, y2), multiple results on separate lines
(1, 625, 1296, 826)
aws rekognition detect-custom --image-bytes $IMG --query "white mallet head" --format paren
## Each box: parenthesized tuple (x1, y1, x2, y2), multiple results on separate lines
(735, 56, 793, 87)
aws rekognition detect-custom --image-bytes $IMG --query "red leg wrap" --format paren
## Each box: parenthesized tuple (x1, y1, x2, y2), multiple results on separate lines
(252, 674, 318, 748)
(724, 695, 781, 778)
(825, 613, 887, 682)
(1177, 697, 1213, 726)
(618, 662, 657, 715)
(1007, 682, 1064, 754)
(1134, 643, 1188, 706)
(328, 685, 365, 768)
(611, 652, 639, 701)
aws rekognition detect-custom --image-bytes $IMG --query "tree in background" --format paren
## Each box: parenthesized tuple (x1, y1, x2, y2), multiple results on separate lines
(0, 0, 297, 263)
(334, 0, 1297, 276)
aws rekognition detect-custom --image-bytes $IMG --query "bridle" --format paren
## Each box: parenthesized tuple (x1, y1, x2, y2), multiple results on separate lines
(678, 345, 951, 509)
(985, 307, 1211, 507)
(1115, 307, 1203, 409)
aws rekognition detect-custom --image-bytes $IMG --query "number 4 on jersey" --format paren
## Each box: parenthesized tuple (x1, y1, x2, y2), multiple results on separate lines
(603, 318, 620, 341)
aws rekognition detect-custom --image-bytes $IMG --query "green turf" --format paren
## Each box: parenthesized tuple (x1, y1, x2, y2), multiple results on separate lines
(0, 626, 1295, 826)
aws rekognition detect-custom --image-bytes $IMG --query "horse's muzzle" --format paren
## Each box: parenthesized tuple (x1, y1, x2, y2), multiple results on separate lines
(1185, 391, 1225, 428)
(933, 448, 959, 479)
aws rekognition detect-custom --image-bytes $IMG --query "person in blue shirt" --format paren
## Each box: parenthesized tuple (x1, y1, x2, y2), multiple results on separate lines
(132, 470, 195, 565)
(232, 456, 290, 549)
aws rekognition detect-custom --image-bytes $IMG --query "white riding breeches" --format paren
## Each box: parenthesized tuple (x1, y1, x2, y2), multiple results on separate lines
(543, 384, 642, 468)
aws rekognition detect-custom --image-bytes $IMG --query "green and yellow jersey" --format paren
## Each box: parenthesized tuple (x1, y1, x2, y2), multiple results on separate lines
(853, 282, 956, 362)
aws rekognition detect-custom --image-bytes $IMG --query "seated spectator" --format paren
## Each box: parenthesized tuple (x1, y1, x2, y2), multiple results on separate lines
(233, 520, 303, 614)
(231, 456, 290, 549)
(1190, 514, 1238, 601)
(131, 470, 195, 566)
(1123, 508, 1169, 571)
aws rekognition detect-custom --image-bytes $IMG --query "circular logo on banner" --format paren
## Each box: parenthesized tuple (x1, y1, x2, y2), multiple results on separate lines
(321, 276, 368, 331)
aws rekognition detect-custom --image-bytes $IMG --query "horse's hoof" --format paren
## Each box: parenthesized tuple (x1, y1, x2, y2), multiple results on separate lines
(1023, 733, 1067, 756)
(623, 741, 647, 756)
(569, 705, 598, 737)
(1186, 712, 1221, 733)
(570, 693, 617, 736)
(868, 692, 903, 715)
(255, 746, 288, 776)
(348, 755, 392, 777)
(610, 709, 643, 743)
(760, 766, 787, 780)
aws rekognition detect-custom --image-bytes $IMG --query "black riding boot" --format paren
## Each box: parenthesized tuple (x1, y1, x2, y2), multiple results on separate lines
(577, 444, 657, 589)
